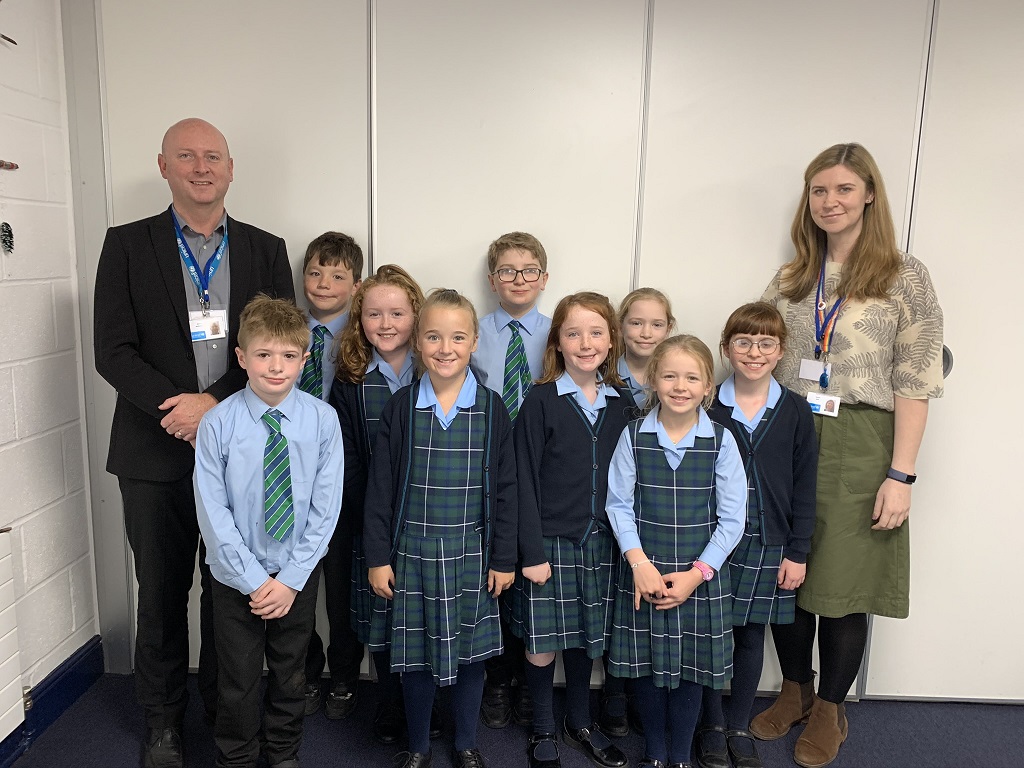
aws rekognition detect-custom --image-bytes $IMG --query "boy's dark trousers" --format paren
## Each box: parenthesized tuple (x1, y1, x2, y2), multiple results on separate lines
(304, 515, 364, 688)
(211, 565, 321, 768)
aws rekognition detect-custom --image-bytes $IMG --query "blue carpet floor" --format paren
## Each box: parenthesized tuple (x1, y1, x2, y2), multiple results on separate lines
(11, 674, 1023, 767)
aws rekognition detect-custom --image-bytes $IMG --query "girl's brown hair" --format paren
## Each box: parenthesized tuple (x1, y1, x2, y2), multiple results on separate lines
(642, 335, 715, 412)
(719, 301, 788, 353)
(780, 142, 901, 302)
(537, 292, 624, 387)
(334, 264, 425, 384)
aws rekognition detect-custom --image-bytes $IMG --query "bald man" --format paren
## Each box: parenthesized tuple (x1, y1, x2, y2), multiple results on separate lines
(95, 118, 294, 768)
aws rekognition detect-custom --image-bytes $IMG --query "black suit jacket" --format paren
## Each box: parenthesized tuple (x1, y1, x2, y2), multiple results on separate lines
(94, 208, 294, 483)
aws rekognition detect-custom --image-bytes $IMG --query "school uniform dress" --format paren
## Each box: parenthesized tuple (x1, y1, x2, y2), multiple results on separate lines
(510, 375, 637, 657)
(762, 253, 944, 618)
(708, 375, 817, 626)
(363, 372, 518, 686)
(193, 385, 344, 766)
(329, 351, 416, 645)
(606, 407, 746, 690)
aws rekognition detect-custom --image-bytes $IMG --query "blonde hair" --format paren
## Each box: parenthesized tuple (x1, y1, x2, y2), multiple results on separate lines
(335, 264, 425, 384)
(617, 287, 676, 330)
(781, 143, 901, 302)
(415, 288, 479, 339)
(486, 231, 548, 273)
(537, 292, 624, 387)
(237, 295, 309, 352)
(643, 335, 715, 412)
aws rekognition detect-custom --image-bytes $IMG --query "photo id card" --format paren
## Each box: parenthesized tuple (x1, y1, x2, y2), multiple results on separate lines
(806, 391, 840, 417)
(189, 309, 228, 342)
(799, 358, 832, 382)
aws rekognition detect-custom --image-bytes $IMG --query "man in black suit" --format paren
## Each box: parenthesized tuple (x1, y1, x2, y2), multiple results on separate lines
(94, 118, 294, 768)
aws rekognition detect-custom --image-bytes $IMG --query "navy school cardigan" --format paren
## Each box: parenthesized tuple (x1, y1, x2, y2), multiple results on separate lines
(362, 380, 519, 573)
(708, 386, 818, 564)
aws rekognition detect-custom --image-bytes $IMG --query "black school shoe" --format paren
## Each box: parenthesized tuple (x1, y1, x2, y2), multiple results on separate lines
(479, 682, 512, 728)
(513, 682, 534, 725)
(303, 681, 322, 716)
(726, 729, 764, 768)
(528, 733, 562, 768)
(325, 681, 358, 720)
(694, 725, 730, 768)
(561, 719, 628, 768)
(599, 693, 629, 737)
(452, 747, 487, 768)
(374, 700, 406, 744)
(144, 727, 183, 768)
(392, 751, 432, 768)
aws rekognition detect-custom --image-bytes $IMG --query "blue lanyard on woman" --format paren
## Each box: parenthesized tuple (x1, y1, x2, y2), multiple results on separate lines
(171, 205, 228, 315)
(814, 257, 844, 391)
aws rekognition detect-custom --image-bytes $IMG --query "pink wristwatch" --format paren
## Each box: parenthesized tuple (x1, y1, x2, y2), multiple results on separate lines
(693, 561, 714, 581)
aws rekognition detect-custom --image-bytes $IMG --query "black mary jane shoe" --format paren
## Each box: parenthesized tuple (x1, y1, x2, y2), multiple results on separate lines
(392, 751, 432, 768)
(561, 719, 628, 768)
(694, 725, 729, 768)
(528, 733, 561, 768)
(726, 729, 765, 768)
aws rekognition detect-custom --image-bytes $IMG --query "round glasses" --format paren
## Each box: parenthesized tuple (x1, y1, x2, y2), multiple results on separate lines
(730, 337, 779, 354)
(492, 267, 544, 283)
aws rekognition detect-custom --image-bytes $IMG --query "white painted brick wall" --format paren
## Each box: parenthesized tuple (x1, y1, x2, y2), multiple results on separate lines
(0, 0, 98, 689)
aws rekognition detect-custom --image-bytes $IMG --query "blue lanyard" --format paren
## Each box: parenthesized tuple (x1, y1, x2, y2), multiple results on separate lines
(171, 206, 228, 314)
(813, 257, 844, 360)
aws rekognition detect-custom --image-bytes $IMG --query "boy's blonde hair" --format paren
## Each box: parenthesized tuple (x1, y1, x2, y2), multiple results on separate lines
(486, 231, 548, 273)
(617, 287, 676, 330)
(537, 292, 624, 387)
(335, 265, 426, 384)
(237, 294, 310, 352)
(643, 335, 715, 412)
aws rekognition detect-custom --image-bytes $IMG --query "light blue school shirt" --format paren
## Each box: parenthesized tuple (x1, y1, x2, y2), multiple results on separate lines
(173, 206, 230, 391)
(307, 310, 348, 400)
(555, 370, 620, 425)
(194, 384, 344, 595)
(472, 306, 551, 410)
(616, 356, 647, 404)
(606, 406, 746, 571)
(416, 369, 480, 430)
(368, 348, 416, 393)
(717, 374, 783, 434)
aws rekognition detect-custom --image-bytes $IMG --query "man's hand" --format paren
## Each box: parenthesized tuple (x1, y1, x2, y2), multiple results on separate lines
(159, 392, 217, 442)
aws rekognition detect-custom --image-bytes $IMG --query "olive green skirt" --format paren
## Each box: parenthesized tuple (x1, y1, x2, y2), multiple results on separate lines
(798, 403, 909, 619)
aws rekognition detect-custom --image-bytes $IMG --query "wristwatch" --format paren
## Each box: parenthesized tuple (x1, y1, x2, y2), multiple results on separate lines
(886, 468, 917, 485)
(693, 561, 714, 581)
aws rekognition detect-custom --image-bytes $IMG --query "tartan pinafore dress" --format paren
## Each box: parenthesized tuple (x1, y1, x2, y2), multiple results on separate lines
(509, 397, 619, 658)
(720, 401, 796, 627)
(367, 386, 503, 686)
(352, 368, 400, 644)
(607, 420, 733, 690)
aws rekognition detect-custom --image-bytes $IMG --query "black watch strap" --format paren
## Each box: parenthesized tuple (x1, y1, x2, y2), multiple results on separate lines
(886, 468, 917, 485)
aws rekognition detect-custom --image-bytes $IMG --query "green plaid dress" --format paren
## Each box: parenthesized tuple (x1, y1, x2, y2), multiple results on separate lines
(352, 369, 399, 644)
(369, 387, 503, 686)
(724, 405, 795, 627)
(608, 421, 733, 690)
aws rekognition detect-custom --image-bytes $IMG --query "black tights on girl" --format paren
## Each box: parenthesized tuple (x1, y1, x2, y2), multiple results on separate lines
(633, 675, 702, 764)
(770, 606, 868, 703)
(701, 622, 767, 731)
(402, 661, 485, 754)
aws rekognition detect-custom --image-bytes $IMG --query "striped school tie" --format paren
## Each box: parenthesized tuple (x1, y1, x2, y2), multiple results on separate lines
(502, 320, 531, 419)
(299, 325, 326, 398)
(262, 409, 295, 541)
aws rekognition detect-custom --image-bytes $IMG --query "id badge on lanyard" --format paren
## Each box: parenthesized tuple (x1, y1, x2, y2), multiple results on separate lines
(172, 206, 228, 316)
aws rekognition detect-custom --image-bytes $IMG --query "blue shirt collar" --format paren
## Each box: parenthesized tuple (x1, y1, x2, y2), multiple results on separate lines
(639, 404, 715, 451)
(718, 374, 782, 432)
(243, 382, 299, 423)
(416, 369, 479, 425)
(554, 370, 620, 399)
(494, 305, 544, 336)
(308, 310, 347, 338)
(368, 348, 415, 387)
(616, 356, 635, 387)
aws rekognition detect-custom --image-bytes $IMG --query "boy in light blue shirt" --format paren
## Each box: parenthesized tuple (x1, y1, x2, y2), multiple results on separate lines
(194, 295, 343, 768)
(471, 231, 551, 728)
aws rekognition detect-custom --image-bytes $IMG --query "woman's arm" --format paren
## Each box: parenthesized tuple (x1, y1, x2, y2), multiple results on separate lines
(871, 396, 928, 530)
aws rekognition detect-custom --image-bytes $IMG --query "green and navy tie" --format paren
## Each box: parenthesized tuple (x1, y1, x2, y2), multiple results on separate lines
(502, 320, 531, 419)
(299, 325, 326, 399)
(262, 409, 294, 541)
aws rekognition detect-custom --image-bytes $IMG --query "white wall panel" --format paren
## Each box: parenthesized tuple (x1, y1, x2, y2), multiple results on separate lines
(638, 1, 932, 359)
(864, 0, 1023, 700)
(373, 0, 648, 309)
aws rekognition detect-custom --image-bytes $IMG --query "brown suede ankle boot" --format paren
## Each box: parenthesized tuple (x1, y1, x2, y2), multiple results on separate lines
(749, 677, 816, 740)
(793, 698, 848, 768)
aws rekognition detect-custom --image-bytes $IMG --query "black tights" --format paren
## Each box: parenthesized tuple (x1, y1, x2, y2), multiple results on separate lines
(701, 622, 766, 731)
(770, 606, 868, 703)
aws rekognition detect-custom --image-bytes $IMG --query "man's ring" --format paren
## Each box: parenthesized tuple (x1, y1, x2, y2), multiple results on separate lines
(175, 431, 182, 438)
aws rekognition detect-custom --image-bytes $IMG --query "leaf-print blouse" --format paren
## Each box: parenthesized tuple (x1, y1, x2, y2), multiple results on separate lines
(761, 253, 944, 411)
